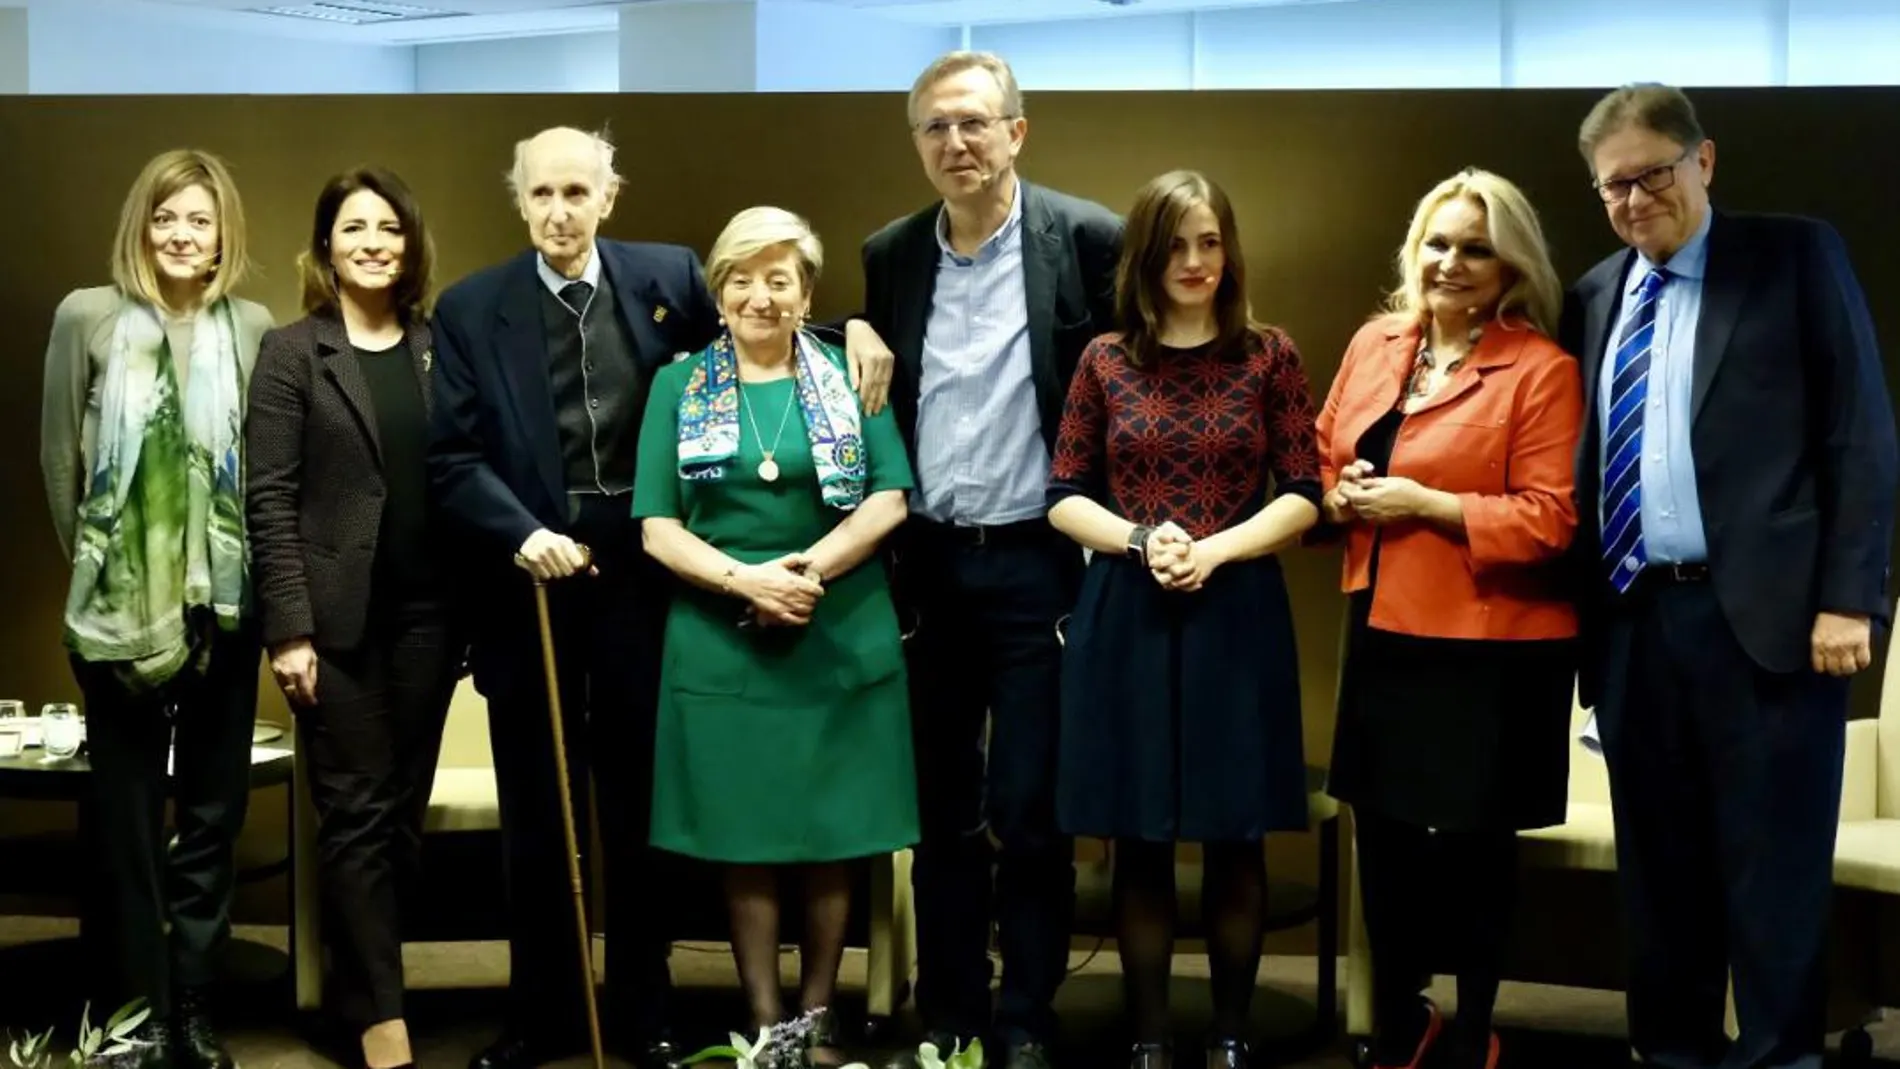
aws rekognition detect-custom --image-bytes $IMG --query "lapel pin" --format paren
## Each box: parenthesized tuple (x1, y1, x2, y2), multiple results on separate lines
(653, 306, 668, 323)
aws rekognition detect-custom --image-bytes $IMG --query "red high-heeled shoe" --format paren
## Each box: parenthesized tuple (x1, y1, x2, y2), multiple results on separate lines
(1372, 1000, 1443, 1069)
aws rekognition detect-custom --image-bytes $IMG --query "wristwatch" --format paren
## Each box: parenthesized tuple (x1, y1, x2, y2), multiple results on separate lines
(1126, 524, 1155, 565)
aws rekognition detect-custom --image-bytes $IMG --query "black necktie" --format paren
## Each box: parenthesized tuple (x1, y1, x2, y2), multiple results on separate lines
(559, 280, 593, 316)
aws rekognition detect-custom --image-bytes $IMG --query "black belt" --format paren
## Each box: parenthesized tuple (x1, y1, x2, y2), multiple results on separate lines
(909, 517, 1051, 548)
(1642, 560, 1710, 583)
(1614, 560, 1711, 600)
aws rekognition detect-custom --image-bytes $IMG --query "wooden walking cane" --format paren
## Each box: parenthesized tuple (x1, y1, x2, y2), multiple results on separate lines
(519, 545, 606, 1069)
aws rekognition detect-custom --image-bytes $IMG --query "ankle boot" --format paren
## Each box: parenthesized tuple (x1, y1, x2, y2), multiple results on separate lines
(170, 988, 233, 1069)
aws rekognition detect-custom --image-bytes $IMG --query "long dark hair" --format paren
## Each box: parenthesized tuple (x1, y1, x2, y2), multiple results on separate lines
(1113, 169, 1252, 369)
(296, 166, 434, 322)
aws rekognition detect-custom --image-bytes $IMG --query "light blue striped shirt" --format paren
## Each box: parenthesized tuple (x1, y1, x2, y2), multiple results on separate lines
(913, 181, 1049, 526)
(1599, 209, 1712, 564)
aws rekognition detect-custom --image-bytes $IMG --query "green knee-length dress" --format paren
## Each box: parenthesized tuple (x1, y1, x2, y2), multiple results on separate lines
(632, 354, 920, 863)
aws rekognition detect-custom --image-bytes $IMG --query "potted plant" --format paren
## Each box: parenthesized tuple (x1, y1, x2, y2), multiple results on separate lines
(7, 1000, 154, 1069)
(679, 1009, 983, 1069)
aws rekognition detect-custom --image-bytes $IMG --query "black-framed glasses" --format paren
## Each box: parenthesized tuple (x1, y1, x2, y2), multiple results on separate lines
(1593, 148, 1693, 203)
(912, 114, 1016, 142)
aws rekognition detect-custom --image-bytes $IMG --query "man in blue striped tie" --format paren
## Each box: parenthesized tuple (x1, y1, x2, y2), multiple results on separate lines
(1562, 84, 1898, 1069)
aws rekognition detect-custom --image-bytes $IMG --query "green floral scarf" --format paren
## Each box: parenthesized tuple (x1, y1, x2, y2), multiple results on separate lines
(64, 299, 248, 691)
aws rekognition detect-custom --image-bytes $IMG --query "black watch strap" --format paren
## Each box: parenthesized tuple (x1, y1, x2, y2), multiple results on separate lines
(1127, 524, 1155, 564)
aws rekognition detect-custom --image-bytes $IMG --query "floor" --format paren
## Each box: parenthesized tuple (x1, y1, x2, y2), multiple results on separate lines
(3, 917, 1897, 1068)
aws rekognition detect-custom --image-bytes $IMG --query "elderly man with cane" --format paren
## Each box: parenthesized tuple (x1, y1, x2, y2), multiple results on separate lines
(428, 125, 895, 1069)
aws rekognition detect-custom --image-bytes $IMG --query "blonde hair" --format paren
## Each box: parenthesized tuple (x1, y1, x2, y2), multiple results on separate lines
(705, 207, 824, 296)
(907, 51, 1023, 127)
(1383, 168, 1561, 336)
(110, 149, 252, 311)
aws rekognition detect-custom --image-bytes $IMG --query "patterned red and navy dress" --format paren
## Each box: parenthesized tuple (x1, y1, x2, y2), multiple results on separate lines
(1048, 328, 1322, 842)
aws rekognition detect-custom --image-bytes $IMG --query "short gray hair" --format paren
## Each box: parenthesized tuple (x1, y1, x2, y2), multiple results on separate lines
(705, 206, 824, 295)
(1577, 84, 1707, 169)
(907, 51, 1023, 128)
(504, 125, 621, 202)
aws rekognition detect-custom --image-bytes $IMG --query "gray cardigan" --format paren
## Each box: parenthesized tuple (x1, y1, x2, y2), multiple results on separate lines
(39, 285, 274, 559)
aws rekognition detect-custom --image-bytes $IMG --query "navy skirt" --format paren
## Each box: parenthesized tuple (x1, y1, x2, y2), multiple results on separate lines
(1056, 552, 1308, 843)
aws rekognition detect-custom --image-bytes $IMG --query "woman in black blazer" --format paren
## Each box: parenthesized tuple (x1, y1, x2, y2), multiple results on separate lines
(245, 167, 452, 1069)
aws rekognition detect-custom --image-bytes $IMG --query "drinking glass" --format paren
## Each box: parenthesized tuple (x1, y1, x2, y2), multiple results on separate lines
(41, 703, 82, 759)
(0, 702, 22, 759)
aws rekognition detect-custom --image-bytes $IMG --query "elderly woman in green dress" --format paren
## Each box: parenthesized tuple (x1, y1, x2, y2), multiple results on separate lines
(633, 206, 920, 1065)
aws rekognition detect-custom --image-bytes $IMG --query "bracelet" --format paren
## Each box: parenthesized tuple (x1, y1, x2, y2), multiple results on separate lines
(719, 563, 739, 596)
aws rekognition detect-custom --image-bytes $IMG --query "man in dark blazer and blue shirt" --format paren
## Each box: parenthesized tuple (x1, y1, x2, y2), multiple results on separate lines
(1562, 85, 1897, 1069)
(846, 52, 1123, 1069)
(426, 126, 721, 1069)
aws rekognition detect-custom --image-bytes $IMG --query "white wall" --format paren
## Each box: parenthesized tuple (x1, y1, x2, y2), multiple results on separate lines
(755, 1, 957, 93)
(0, 9, 27, 94)
(16, 0, 1900, 95)
(619, 0, 756, 92)
(416, 32, 617, 94)
(973, 14, 1193, 91)
(952, 0, 1900, 91)
(1505, 0, 1785, 87)
(1788, 0, 1900, 85)
(1198, 0, 1502, 89)
(25, 3, 414, 94)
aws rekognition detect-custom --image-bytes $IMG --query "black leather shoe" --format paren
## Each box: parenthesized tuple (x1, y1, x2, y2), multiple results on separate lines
(1204, 1037, 1249, 1069)
(466, 1034, 581, 1069)
(171, 989, 231, 1069)
(632, 1037, 684, 1069)
(1003, 1041, 1054, 1069)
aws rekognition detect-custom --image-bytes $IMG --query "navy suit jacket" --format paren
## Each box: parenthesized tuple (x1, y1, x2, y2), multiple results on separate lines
(1563, 210, 1897, 703)
(426, 240, 720, 571)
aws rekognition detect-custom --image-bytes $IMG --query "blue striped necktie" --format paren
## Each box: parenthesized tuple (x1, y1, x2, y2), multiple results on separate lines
(1603, 267, 1669, 593)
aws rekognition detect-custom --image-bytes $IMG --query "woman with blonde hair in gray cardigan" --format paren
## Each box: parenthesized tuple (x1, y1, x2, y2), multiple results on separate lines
(39, 147, 273, 1069)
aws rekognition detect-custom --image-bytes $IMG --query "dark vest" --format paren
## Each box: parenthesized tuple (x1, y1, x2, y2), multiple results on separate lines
(540, 265, 647, 496)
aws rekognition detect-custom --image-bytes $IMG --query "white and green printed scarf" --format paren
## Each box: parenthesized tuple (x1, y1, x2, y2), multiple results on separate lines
(64, 299, 248, 691)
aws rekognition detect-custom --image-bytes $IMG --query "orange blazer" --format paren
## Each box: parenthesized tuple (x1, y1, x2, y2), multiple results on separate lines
(1316, 315, 1584, 641)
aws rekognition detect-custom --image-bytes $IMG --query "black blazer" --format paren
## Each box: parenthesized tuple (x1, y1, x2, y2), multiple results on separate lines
(1563, 209, 1897, 700)
(425, 240, 720, 566)
(860, 179, 1124, 458)
(245, 313, 434, 651)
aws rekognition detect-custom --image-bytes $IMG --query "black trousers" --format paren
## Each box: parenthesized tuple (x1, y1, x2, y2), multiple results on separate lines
(472, 495, 676, 1044)
(1597, 581, 1847, 1069)
(898, 518, 1083, 1048)
(72, 623, 260, 1019)
(304, 600, 456, 1030)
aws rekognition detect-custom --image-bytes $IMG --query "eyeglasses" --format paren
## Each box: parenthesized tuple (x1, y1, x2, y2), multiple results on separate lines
(912, 115, 1016, 142)
(1593, 149, 1693, 204)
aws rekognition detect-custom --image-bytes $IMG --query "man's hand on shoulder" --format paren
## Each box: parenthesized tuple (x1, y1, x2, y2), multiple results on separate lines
(1812, 610, 1874, 678)
(844, 319, 895, 416)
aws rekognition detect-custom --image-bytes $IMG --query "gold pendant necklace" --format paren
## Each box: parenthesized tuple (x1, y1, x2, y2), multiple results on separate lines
(740, 378, 798, 483)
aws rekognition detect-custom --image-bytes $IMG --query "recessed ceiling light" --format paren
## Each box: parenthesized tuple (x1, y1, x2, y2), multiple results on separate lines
(253, 1, 460, 24)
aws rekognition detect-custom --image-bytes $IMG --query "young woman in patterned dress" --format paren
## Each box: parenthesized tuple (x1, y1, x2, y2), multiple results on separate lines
(1047, 170, 1322, 1069)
